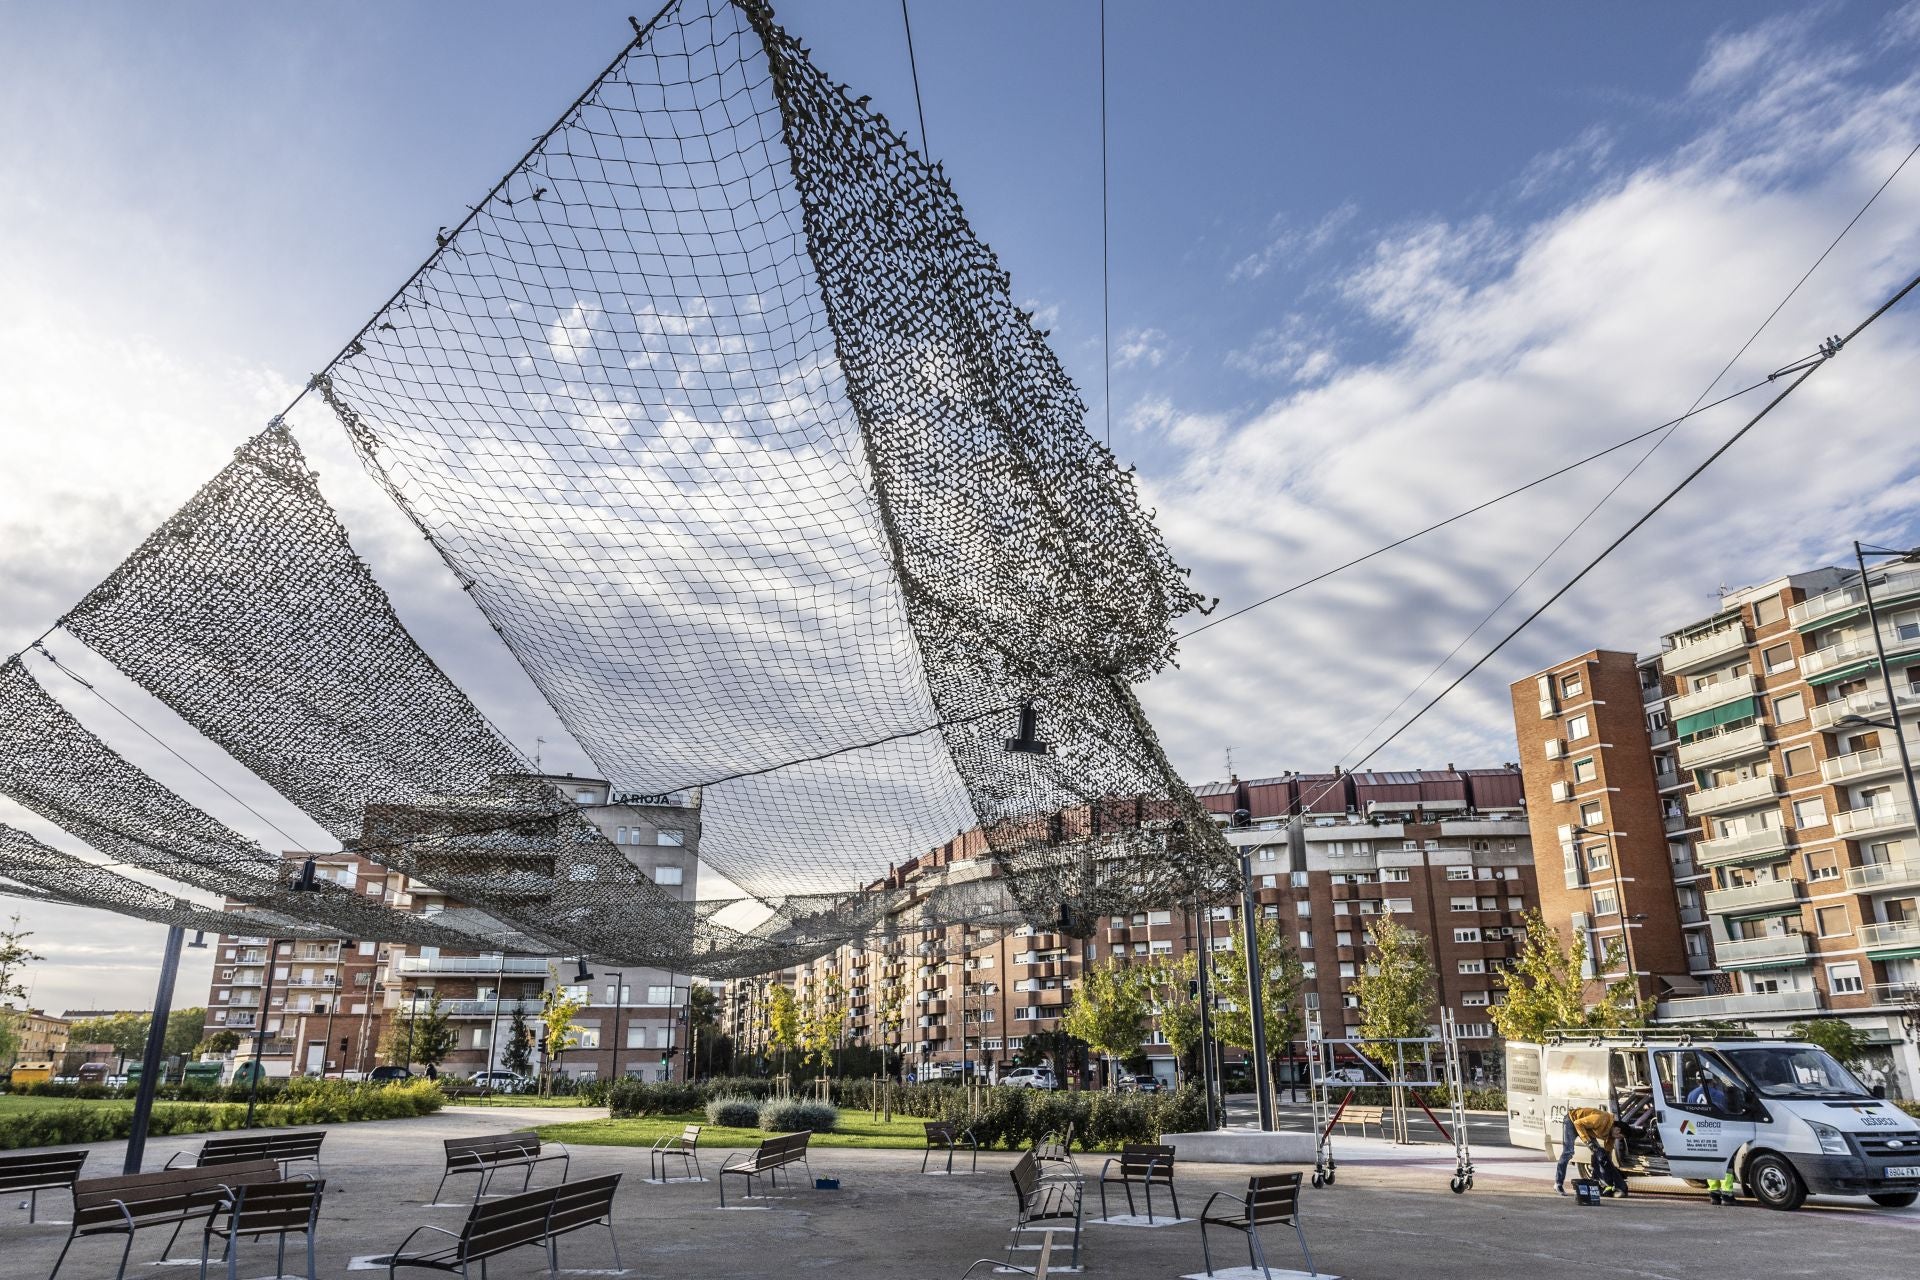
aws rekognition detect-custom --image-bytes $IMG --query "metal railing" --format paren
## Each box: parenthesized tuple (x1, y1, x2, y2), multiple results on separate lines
(1669, 674, 1758, 721)
(393, 955, 552, 976)
(1676, 723, 1770, 770)
(1658, 989, 1821, 1019)
(1714, 934, 1810, 966)
(1811, 686, 1920, 731)
(1834, 802, 1915, 839)
(1858, 920, 1920, 951)
(1790, 563, 1920, 630)
(1845, 857, 1920, 893)
(1703, 878, 1801, 916)
(1660, 625, 1751, 676)
(1696, 827, 1792, 865)
(1685, 773, 1780, 817)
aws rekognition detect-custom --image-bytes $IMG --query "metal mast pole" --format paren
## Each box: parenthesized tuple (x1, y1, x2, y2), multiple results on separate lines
(1191, 893, 1218, 1129)
(123, 924, 185, 1173)
(1237, 848, 1276, 1131)
(243, 939, 279, 1129)
(1858, 542, 1920, 824)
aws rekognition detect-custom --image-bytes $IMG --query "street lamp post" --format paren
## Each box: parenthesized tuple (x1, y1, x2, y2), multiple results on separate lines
(1851, 543, 1920, 826)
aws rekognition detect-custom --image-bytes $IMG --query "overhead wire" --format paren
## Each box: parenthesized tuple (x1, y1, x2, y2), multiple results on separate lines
(900, 0, 929, 152)
(1099, 0, 1112, 449)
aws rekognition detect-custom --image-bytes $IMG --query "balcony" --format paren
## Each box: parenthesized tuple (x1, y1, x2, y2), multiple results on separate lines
(1715, 934, 1811, 968)
(1845, 858, 1920, 893)
(1821, 739, 1920, 786)
(1790, 563, 1920, 631)
(1669, 674, 1758, 721)
(438, 998, 542, 1018)
(1802, 627, 1920, 683)
(1858, 920, 1920, 953)
(1685, 774, 1780, 818)
(394, 955, 553, 976)
(1812, 686, 1920, 731)
(285, 975, 340, 989)
(1697, 827, 1792, 865)
(1658, 989, 1822, 1020)
(1703, 878, 1802, 917)
(225, 972, 265, 988)
(1676, 723, 1771, 770)
(1661, 624, 1751, 677)
(289, 946, 342, 963)
(1834, 802, 1916, 840)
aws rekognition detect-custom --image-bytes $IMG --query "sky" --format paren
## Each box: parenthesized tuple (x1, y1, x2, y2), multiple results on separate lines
(2, 1, 1919, 1013)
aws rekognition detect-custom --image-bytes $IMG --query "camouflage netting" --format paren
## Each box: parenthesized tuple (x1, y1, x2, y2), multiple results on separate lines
(3, 0, 1232, 969)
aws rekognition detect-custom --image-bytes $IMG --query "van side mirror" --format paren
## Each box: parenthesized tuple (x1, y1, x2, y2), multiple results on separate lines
(1722, 1085, 1749, 1117)
(1872, 1085, 1887, 1100)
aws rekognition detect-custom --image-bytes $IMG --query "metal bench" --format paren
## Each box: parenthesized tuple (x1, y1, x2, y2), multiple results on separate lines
(717, 1131, 813, 1207)
(1, 1148, 88, 1224)
(1097, 1142, 1180, 1222)
(923, 1120, 978, 1174)
(433, 1131, 570, 1204)
(1199, 1172, 1314, 1279)
(1006, 1149, 1082, 1270)
(197, 1177, 325, 1280)
(1033, 1126, 1080, 1182)
(386, 1174, 621, 1280)
(649, 1123, 703, 1181)
(1337, 1104, 1384, 1138)
(49, 1159, 281, 1280)
(167, 1130, 326, 1180)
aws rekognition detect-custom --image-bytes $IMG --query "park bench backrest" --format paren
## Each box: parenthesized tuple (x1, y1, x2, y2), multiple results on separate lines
(1245, 1172, 1303, 1225)
(0, 1148, 88, 1193)
(678, 1124, 701, 1148)
(192, 1136, 275, 1166)
(221, 1177, 324, 1237)
(459, 1185, 555, 1260)
(925, 1121, 956, 1142)
(445, 1132, 539, 1168)
(73, 1160, 281, 1231)
(546, 1174, 620, 1239)
(1118, 1144, 1175, 1182)
(1010, 1150, 1041, 1209)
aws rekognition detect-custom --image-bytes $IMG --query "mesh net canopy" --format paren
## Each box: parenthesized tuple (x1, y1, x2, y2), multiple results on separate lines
(0, 0, 1232, 970)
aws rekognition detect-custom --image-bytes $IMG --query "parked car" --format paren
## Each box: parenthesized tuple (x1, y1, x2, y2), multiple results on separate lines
(368, 1065, 415, 1083)
(1001, 1066, 1057, 1090)
(471, 1070, 530, 1093)
(1122, 1073, 1165, 1094)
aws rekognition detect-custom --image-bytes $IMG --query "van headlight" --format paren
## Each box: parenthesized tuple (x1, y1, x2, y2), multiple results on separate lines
(1807, 1120, 1852, 1157)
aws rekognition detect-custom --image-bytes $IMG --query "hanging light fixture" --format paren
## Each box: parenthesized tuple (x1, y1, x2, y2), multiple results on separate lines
(291, 856, 320, 892)
(573, 956, 594, 983)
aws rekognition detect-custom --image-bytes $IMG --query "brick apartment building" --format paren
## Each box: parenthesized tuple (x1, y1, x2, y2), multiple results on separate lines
(1511, 556, 1920, 1097)
(753, 766, 1539, 1084)
(200, 776, 701, 1082)
(1, 1007, 70, 1067)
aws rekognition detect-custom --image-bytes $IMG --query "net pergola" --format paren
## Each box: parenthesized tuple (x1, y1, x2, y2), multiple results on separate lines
(0, 0, 1233, 975)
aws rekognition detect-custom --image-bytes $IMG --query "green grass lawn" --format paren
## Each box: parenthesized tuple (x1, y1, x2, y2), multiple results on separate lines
(0, 1095, 159, 1115)
(537, 1109, 943, 1150)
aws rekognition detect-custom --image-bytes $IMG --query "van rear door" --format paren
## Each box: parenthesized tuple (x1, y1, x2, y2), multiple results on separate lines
(1506, 1042, 1546, 1150)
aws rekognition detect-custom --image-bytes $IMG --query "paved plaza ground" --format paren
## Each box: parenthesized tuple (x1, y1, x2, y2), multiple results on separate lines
(5, 1103, 1916, 1279)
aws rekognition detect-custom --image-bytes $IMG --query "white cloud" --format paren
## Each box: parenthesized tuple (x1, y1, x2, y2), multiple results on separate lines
(1226, 315, 1340, 384)
(1229, 202, 1358, 283)
(1141, 14, 1920, 786)
(1114, 326, 1170, 370)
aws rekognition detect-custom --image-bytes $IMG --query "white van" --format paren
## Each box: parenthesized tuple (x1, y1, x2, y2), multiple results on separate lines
(1507, 1032, 1920, 1211)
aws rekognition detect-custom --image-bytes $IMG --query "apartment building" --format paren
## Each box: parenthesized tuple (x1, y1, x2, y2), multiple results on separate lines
(199, 776, 701, 1082)
(2, 1007, 70, 1065)
(1512, 558, 1920, 1097)
(771, 767, 1539, 1083)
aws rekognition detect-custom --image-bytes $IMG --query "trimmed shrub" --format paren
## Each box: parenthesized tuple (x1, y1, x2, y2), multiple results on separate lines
(0, 1080, 444, 1152)
(759, 1098, 838, 1133)
(605, 1080, 705, 1118)
(1896, 1100, 1920, 1121)
(705, 1095, 763, 1128)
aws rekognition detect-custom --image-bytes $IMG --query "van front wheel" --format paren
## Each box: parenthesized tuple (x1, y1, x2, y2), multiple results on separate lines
(1746, 1154, 1806, 1211)
(1869, 1191, 1917, 1208)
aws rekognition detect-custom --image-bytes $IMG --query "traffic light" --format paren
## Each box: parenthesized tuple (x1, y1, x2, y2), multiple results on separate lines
(339, 1037, 349, 1054)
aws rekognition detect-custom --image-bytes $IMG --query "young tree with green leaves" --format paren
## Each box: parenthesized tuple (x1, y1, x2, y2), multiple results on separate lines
(163, 1009, 207, 1062)
(380, 995, 457, 1071)
(1353, 913, 1436, 1056)
(1789, 1017, 1868, 1066)
(799, 971, 846, 1071)
(537, 981, 589, 1096)
(0, 916, 45, 1067)
(502, 1005, 535, 1077)
(1145, 954, 1204, 1083)
(763, 983, 799, 1077)
(1490, 912, 1648, 1042)
(197, 1029, 242, 1057)
(1212, 915, 1307, 1066)
(1060, 959, 1151, 1089)
(68, 1011, 151, 1063)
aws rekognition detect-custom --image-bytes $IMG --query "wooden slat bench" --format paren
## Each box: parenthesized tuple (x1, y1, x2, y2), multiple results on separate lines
(1033, 1126, 1081, 1181)
(649, 1123, 703, 1182)
(166, 1130, 326, 1179)
(385, 1173, 620, 1279)
(0, 1147, 88, 1224)
(922, 1120, 978, 1174)
(49, 1159, 281, 1280)
(1006, 1149, 1083, 1270)
(716, 1131, 813, 1207)
(1097, 1142, 1180, 1223)
(433, 1132, 569, 1205)
(1337, 1104, 1385, 1138)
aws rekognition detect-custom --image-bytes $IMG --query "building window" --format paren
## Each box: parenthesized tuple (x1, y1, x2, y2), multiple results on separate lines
(1461, 991, 1490, 1007)
(1807, 854, 1839, 882)
(1567, 713, 1591, 740)
(1753, 597, 1785, 628)
(1298, 932, 1312, 950)
(1382, 868, 1410, 882)
(646, 985, 673, 1005)
(1335, 931, 1353, 947)
(1782, 746, 1813, 776)
(1301, 962, 1317, 979)
(1826, 962, 1864, 996)
(1453, 928, 1481, 943)
(1290, 870, 1309, 888)
(1446, 866, 1472, 881)
(657, 829, 685, 846)
(1450, 896, 1477, 912)
(1815, 905, 1850, 937)
(1296, 900, 1313, 917)
(1763, 642, 1794, 673)
(1561, 674, 1584, 698)
(1458, 959, 1485, 974)
(1792, 798, 1828, 829)
(1585, 842, 1611, 872)
(614, 827, 628, 844)
(1591, 887, 1619, 917)
(1148, 909, 1172, 925)
(1773, 692, 1806, 724)
(653, 865, 685, 886)
(576, 1029, 601, 1049)
(1573, 757, 1598, 784)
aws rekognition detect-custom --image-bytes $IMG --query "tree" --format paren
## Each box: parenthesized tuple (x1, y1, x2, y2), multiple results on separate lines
(380, 996, 457, 1071)
(197, 1029, 242, 1056)
(1790, 1017, 1868, 1066)
(763, 983, 799, 1076)
(1212, 916, 1306, 1062)
(502, 1005, 535, 1077)
(0, 915, 44, 1067)
(538, 981, 589, 1096)
(1490, 912, 1649, 1042)
(688, 982, 721, 1077)
(799, 971, 846, 1071)
(163, 1009, 207, 1062)
(68, 1012, 150, 1062)
(1353, 913, 1435, 1056)
(1060, 960, 1151, 1088)
(1144, 954, 1204, 1083)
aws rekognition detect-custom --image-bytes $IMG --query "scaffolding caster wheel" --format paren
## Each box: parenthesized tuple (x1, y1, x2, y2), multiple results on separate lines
(1323, 1169, 1335, 1187)
(1450, 1175, 1470, 1194)
(1311, 1172, 1324, 1188)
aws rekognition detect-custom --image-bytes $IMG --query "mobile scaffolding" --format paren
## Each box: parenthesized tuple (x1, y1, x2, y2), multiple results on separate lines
(1305, 1006, 1474, 1193)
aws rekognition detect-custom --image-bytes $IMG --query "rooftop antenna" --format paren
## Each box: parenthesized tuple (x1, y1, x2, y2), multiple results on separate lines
(1224, 746, 1237, 779)
(534, 735, 547, 772)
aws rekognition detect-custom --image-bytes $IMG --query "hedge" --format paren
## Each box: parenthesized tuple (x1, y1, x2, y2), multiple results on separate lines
(0, 1080, 445, 1151)
(705, 1095, 763, 1127)
(758, 1098, 838, 1133)
(1896, 1100, 1920, 1121)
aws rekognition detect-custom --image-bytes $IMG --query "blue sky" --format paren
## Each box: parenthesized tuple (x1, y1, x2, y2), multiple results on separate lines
(3, 1, 1919, 1009)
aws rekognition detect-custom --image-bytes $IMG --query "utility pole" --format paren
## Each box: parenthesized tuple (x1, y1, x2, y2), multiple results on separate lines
(123, 924, 185, 1173)
(1237, 848, 1276, 1131)
(1191, 892, 1218, 1129)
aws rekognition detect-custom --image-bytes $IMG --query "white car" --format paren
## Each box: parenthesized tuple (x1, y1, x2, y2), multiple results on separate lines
(1001, 1067, 1057, 1090)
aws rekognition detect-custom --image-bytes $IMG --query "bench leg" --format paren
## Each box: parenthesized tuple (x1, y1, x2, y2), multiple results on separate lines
(431, 1170, 452, 1205)
(1249, 1226, 1268, 1279)
(161, 1217, 189, 1261)
(114, 1233, 137, 1280)
(606, 1220, 623, 1271)
(1098, 1179, 1109, 1223)
(1199, 1219, 1214, 1275)
(1293, 1218, 1315, 1277)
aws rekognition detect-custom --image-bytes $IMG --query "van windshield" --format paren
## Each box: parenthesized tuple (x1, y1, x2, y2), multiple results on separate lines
(1722, 1046, 1871, 1100)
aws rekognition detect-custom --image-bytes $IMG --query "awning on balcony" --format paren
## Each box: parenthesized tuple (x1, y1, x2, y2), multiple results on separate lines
(1676, 697, 1758, 741)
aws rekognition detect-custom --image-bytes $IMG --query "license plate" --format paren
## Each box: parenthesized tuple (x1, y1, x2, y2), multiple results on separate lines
(1886, 1166, 1920, 1178)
